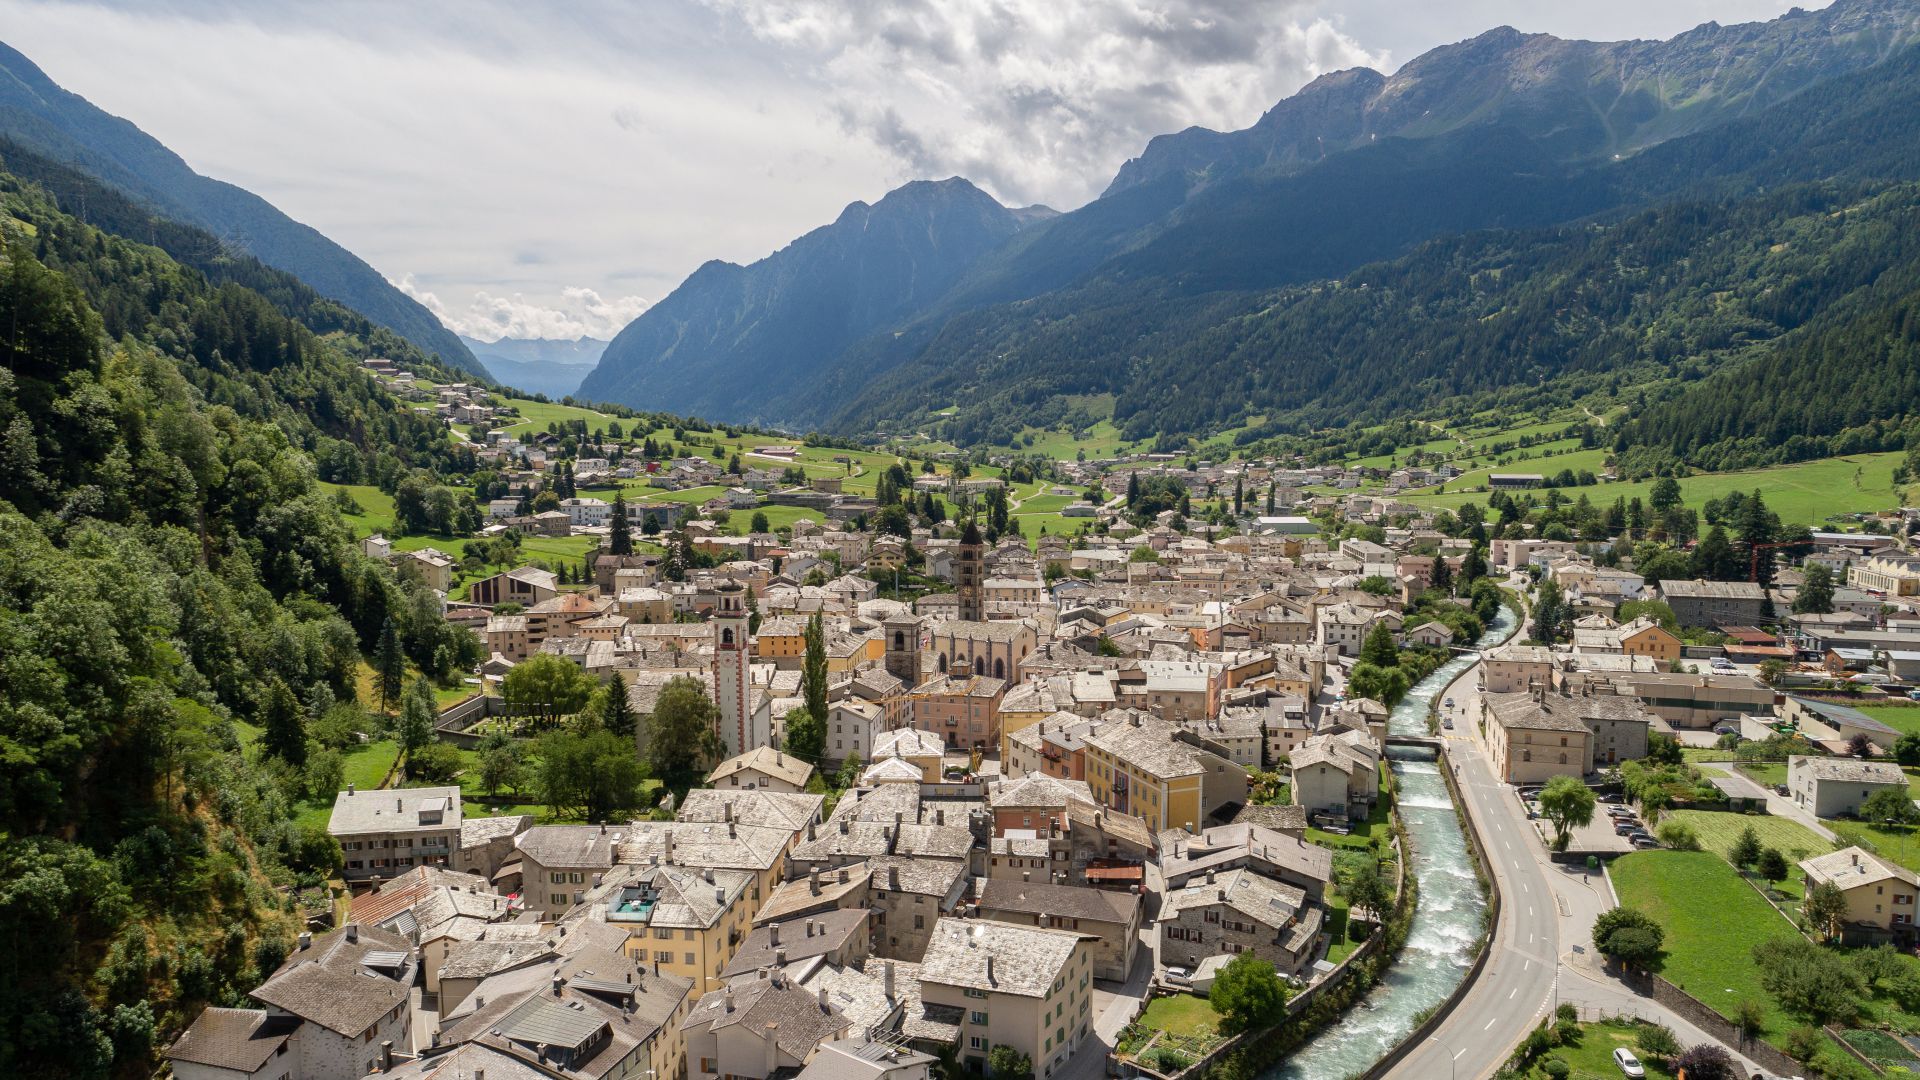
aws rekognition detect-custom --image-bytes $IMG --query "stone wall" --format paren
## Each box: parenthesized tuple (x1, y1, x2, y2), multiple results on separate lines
(1641, 973, 1806, 1078)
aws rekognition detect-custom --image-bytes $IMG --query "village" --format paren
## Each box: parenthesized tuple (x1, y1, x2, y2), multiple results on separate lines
(164, 372, 1920, 1080)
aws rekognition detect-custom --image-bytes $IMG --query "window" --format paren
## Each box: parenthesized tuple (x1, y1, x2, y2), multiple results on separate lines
(964, 988, 988, 999)
(969, 1037, 986, 1050)
(654, 950, 673, 963)
(970, 1011, 989, 1025)
(684, 952, 696, 965)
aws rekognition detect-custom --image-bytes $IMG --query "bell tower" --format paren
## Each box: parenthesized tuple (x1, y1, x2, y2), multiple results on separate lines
(956, 521, 984, 622)
(884, 612, 924, 686)
(713, 581, 749, 756)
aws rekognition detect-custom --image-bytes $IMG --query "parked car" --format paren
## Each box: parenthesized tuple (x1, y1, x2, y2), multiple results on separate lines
(1442, 717, 1454, 730)
(1631, 836, 1661, 849)
(1443, 697, 1455, 708)
(1164, 967, 1191, 985)
(1614, 821, 1639, 835)
(1775, 784, 1790, 796)
(1612, 1047, 1646, 1078)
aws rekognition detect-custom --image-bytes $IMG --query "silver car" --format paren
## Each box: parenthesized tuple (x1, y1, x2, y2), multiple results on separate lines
(1612, 1047, 1646, 1078)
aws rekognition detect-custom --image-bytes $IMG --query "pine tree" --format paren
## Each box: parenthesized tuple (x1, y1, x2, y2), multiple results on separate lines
(1430, 554, 1453, 594)
(597, 680, 637, 739)
(610, 492, 633, 555)
(1233, 475, 1244, 515)
(1359, 621, 1400, 669)
(374, 617, 407, 715)
(397, 677, 437, 775)
(1265, 482, 1276, 515)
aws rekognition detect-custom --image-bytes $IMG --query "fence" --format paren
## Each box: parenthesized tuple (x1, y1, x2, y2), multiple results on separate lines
(435, 693, 505, 748)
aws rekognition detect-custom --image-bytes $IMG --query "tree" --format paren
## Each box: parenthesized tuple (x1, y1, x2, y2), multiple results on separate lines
(1649, 476, 1682, 515)
(1430, 553, 1453, 594)
(1792, 562, 1834, 615)
(1655, 819, 1701, 850)
(1342, 860, 1391, 923)
(1730, 824, 1763, 869)
(1756, 847, 1790, 889)
(783, 706, 824, 762)
(1896, 733, 1920, 767)
(609, 492, 633, 555)
(1459, 544, 1488, 584)
(801, 612, 829, 728)
(1671, 1044, 1737, 1080)
(1592, 906, 1664, 971)
(645, 675, 723, 780)
(1209, 952, 1292, 1033)
(1644, 731, 1683, 766)
(501, 654, 597, 727)
(1752, 936, 1864, 1024)
(1732, 997, 1767, 1043)
(374, 617, 407, 714)
(1758, 658, 1789, 688)
(595, 681, 638, 739)
(1347, 662, 1411, 707)
(1690, 526, 1740, 581)
(535, 729, 649, 821)
(259, 678, 307, 766)
(1635, 1024, 1680, 1063)
(480, 741, 524, 796)
(1862, 787, 1920, 824)
(1530, 580, 1565, 644)
(1538, 776, 1596, 851)
(750, 510, 770, 534)
(987, 1046, 1032, 1080)
(397, 677, 438, 775)
(1358, 620, 1399, 668)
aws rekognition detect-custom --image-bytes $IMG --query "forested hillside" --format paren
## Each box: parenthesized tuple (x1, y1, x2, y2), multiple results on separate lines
(0, 162, 479, 1077)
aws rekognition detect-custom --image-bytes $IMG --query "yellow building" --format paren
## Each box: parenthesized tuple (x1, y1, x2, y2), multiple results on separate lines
(1082, 712, 1246, 833)
(1801, 846, 1919, 936)
(754, 616, 807, 664)
(608, 864, 758, 996)
(826, 630, 883, 673)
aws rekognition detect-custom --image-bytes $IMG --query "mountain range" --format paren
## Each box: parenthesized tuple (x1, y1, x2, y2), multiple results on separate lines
(578, 0, 1920, 460)
(0, 41, 489, 379)
(460, 335, 606, 399)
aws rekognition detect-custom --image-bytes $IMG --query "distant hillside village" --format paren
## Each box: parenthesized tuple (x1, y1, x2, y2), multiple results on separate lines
(169, 370, 1920, 1080)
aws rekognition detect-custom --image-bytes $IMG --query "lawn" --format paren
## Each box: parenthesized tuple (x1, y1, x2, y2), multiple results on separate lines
(1137, 994, 1219, 1037)
(1735, 762, 1788, 791)
(1661, 809, 1833, 900)
(1519, 1020, 1677, 1079)
(1857, 704, 1920, 738)
(1401, 451, 1906, 527)
(1609, 850, 1801, 1041)
(490, 397, 615, 436)
(1830, 821, 1920, 873)
(292, 739, 399, 829)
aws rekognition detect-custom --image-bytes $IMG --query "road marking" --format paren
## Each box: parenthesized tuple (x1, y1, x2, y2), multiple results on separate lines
(1509, 988, 1517, 999)
(1484, 1017, 1497, 1030)
(1454, 1049, 1468, 1061)
(1521, 882, 1529, 894)
(1528, 906, 1534, 918)
(1523, 960, 1531, 972)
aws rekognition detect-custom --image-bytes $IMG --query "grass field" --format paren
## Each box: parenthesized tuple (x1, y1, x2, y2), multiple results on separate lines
(292, 739, 399, 829)
(1518, 1020, 1678, 1080)
(1857, 704, 1920, 738)
(1610, 850, 1801, 1041)
(1661, 809, 1833, 900)
(1830, 821, 1920, 873)
(1137, 994, 1219, 1037)
(1402, 452, 1906, 526)
(491, 397, 615, 436)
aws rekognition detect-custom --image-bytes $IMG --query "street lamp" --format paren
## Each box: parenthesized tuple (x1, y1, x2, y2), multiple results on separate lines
(1426, 1036, 1457, 1080)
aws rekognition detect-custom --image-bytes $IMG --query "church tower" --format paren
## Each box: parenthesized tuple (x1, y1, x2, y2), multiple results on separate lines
(713, 581, 750, 757)
(884, 612, 924, 686)
(956, 522, 984, 622)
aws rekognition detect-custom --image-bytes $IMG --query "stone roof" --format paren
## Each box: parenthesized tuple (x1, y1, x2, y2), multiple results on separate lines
(250, 924, 413, 1036)
(619, 819, 801, 873)
(867, 855, 969, 899)
(1791, 755, 1908, 785)
(990, 774, 1097, 810)
(1162, 866, 1308, 928)
(681, 977, 850, 1060)
(677, 788, 824, 832)
(462, 814, 534, 849)
(380, 1043, 551, 1080)
(1802, 845, 1919, 891)
(515, 824, 624, 870)
(721, 909, 870, 978)
(934, 619, 1033, 642)
(1159, 822, 1333, 886)
(166, 1008, 300, 1072)
(328, 785, 463, 836)
(1083, 712, 1211, 779)
(708, 745, 815, 788)
(975, 880, 1139, 926)
(756, 863, 872, 924)
(1659, 578, 1767, 600)
(872, 727, 946, 760)
(1231, 803, 1309, 834)
(917, 918, 1087, 998)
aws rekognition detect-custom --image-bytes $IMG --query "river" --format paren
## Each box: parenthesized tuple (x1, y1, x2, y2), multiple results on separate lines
(1269, 601, 1520, 1079)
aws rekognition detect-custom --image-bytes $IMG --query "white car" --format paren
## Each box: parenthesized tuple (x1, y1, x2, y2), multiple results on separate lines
(1163, 967, 1191, 985)
(1612, 1047, 1646, 1078)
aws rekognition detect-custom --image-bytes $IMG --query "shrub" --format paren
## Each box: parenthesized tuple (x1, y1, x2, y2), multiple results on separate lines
(1656, 819, 1701, 851)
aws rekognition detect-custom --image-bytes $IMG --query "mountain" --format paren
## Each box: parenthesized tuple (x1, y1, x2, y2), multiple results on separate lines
(831, 35, 1920, 464)
(578, 177, 1054, 422)
(0, 41, 488, 378)
(581, 0, 1920, 433)
(460, 335, 607, 398)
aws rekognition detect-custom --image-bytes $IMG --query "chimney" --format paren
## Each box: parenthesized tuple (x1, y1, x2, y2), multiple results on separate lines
(936, 808, 946, 826)
(724, 988, 736, 1012)
(1205, 868, 1215, 885)
(806, 821, 817, 841)
(725, 801, 734, 824)
(986, 954, 995, 983)
(553, 975, 565, 997)
(716, 887, 726, 905)
(818, 987, 830, 1010)
(776, 947, 787, 965)
(884, 960, 897, 1000)
(381, 1041, 394, 1072)
(347, 783, 355, 796)
(345, 923, 359, 944)
(806, 920, 815, 939)
(764, 1023, 780, 1076)
(890, 866, 901, 890)
(1022, 871, 1031, 882)
(297, 931, 312, 951)
(663, 831, 675, 863)
(809, 869, 821, 895)
(838, 867, 850, 884)
(730, 820, 737, 838)
(397, 796, 404, 812)
(600, 821, 607, 834)
(771, 922, 781, 946)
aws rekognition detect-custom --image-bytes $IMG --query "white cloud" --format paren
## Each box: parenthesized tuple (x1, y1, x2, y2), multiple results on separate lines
(395, 275, 649, 342)
(703, 0, 1387, 208)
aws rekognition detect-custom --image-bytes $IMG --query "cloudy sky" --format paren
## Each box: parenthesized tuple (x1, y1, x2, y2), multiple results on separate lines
(0, 0, 1817, 342)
